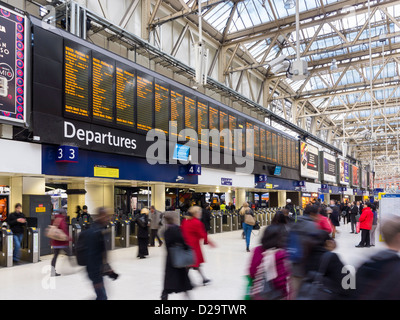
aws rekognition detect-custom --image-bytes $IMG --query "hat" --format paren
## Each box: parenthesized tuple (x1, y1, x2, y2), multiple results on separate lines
(286, 199, 291, 203)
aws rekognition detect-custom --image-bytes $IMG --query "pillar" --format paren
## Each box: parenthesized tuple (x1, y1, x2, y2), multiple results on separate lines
(151, 183, 165, 212)
(236, 188, 246, 208)
(67, 182, 86, 218)
(278, 190, 287, 208)
(224, 191, 233, 205)
(9, 176, 23, 208)
(85, 180, 115, 215)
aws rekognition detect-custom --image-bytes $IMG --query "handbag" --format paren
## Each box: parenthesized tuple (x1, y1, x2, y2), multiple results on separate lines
(45, 218, 69, 241)
(244, 213, 256, 226)
(297, 251, 336, 300)
(169, 244, 195, 268)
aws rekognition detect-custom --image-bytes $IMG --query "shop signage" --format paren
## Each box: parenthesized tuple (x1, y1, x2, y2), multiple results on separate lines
(221, 177, 232, 186)
(94, 165, 119, 178)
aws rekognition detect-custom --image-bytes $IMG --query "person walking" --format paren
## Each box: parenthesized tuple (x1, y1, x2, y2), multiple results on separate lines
(181, 206, 216, 286)
(149, 206, 163, 247)
(240, 202, 255, 252)
(248, 224, 291, 300)
(328, 201, 340, 239)
(50, 208, 71, 276)
(136, 208, 150, 259)
(370, 203, 378, 247)
(353, 215, 400, 299)
(161, 211, 193, 300)
(355, 202, 374, 248)
(86, 207, 119, 300)
(8, 203, 26, 264)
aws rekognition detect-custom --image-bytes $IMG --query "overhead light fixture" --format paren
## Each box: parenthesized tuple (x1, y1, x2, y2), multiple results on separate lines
(284, 0, 296, 10)
(330, 59, 338, 71)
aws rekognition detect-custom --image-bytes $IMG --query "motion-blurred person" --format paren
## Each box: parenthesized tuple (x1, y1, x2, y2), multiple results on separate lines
(370, 203, 378, 247)
(354, 215, 400, 299)
(316, 206, 333, 234)
(201, 204, 212, 244)
(328, 203, 340, 239)
(8, 203, 26, 264)
(287, 204, 320, 299)
(285, 199, 296, 216)
(86, 207, 118, 300)
(50, 208, 71, 277)
(355, 202, 373, 248)
(136, 208, 150, 259)
(249, 224, 291, 300)
(281, 208, 295, 225)
(181, 206, 216, 285)
(149, 206, 163, 247)
(161, 211, 193, 300)
(349, 202, 359, 233)
(297, 230, 348, 300)
(239, 202, 255, 252)
(271, 210, 289, 226)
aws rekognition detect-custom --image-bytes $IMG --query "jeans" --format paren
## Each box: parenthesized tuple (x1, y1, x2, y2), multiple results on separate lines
(93, 280, 107, 300)
(13, 233, 23, 262)
(242, 223, 253, 249)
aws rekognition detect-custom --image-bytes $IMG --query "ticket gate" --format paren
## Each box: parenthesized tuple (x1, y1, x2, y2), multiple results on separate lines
(0, 229, 13, 267)
(129, 217, 138, 246)
(105, 221, 115, 251)
(209, 214, 216, 234)
(223, 214, 233, 232)
(20, 227, 39, 263)
(115, 220, 130, 248)
(69, 222, 81, 254)
(232, 213, 239, 230)
(215, 212, 223, 233)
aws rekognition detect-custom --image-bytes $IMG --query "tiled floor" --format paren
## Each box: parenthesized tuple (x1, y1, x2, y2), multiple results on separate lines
(0, 221, 386, 300)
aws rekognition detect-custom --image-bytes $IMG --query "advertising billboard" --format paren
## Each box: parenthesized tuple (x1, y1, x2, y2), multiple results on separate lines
(300, 142, 319, 180)
(0, 4, 28, 126)
(351, 165, 359, 187)
(339, 159, 350, 185)
(323, 152, 336, 183)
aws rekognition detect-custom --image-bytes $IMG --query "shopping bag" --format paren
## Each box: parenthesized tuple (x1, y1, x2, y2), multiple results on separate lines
(356, 222, 360, 234)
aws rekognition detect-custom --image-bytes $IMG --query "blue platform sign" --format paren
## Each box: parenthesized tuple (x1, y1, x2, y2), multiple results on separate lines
(187, 164, 201, 175)
(173, 144, 190, 161)
(56, 145, 78, 163)
(221, 178, 233, 186)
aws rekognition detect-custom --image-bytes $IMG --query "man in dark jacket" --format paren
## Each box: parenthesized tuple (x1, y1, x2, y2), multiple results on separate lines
(354, 215, 400, 299)
(349, 201, 359, 234)
(8, 203, 26, 264)
(86, 207, 118, 300)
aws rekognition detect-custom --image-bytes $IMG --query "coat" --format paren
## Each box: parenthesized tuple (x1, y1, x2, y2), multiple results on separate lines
(359, 207, 373, 230)
(50, 214, 70, 248)
(354, 249, 400, 300)
(181, 216, 208, 268)
(136, 214, 149, 238)
(163, 224, 193, 294)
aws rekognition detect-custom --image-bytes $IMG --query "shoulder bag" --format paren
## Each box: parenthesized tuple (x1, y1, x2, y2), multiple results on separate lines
(244, 210, 256, 226)
(45, 217, 69, 241)
(169, 244, 195, 269)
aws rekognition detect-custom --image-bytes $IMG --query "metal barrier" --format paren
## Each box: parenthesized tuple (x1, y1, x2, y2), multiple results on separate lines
(105, 221, 115, 251)
(209, 214, 216, 234)
(0, 229, 13, 267)
(20, 227, 39, 263)
(116, 220, 130, 248)
(69, 222, 81, 255)
(223, 213, 233, 232)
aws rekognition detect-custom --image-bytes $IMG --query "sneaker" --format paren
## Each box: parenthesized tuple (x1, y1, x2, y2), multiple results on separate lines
(355, 245, 364, 248)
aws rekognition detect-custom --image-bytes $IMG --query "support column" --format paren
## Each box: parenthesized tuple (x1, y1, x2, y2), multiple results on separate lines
(85, 180, 115, 216)
(236, 188, 246, 208)
(67, 182, 86, 218)
(151, 183, 165, 212)
(9, 176, 23, 208)
(278, 190, 287, 208)
(224, 191, 233, 206)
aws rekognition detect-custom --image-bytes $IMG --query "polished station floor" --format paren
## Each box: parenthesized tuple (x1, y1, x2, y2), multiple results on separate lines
(0, 221, 385, 300)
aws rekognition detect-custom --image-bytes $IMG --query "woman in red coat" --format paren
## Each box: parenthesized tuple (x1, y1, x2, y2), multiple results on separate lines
(181, 206, 216, 285)
(356, 203, 373, 248)
(50, 208, 71, 276)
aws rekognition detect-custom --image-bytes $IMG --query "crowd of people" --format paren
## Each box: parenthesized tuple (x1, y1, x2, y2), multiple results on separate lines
(4, 197, 400, 300)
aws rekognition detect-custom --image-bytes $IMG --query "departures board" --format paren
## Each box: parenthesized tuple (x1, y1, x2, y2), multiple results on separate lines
(60, 29, 299, 169)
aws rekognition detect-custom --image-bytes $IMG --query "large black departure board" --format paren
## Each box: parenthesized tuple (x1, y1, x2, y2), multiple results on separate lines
(92, 53, 114, 122)
(64, 42, 90, 118)
(197, 100, 208, 145)
(116, 63, 135, 127)
(137, 72, 153, 132)
(171, 88, 184, 138)
(155, 80, 169, 134)
(58, 35, 300, 171)
(246, 122, 253, 158)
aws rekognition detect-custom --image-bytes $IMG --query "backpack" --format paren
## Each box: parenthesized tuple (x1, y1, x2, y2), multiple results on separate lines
(76, 229, 89, 266)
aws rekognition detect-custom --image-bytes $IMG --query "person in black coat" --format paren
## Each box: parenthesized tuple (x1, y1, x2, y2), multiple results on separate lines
(353, 215, 400, 299)
(161, 211, 193, 300)
(201, 205, 211, 241)
(8, 203, 26, 264)
(349, 202, 359, 234)
(136, 208, 150, 259)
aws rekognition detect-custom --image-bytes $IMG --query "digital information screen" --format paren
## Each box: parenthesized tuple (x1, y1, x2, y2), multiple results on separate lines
(246, 122, 253, 157)
(266, 130, 272, 161)
(64, 43, 90, 118)
(254, 125, 260, 159)
(155, 80, 169, 134)
(220, 111, 228, 149)
(197, 100, 208, 145)
(92, 54, 114, 122)
(229, 114, 236, 152)
(260, 128, 266, 160)
(116, 64, 135, 127)
(271, 132, 277, 163)
(209, 105, 218, 148)
(171, 88, 184, 138)
(137, 73, 153, 132)
(184, 96, 196, 131)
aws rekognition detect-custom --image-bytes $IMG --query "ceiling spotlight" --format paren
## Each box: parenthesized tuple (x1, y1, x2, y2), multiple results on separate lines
(331, 59, 338, 71)
(284, 0, 296, 10)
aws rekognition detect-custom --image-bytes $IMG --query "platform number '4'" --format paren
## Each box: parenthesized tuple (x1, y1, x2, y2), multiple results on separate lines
(188, 164, 201, 175)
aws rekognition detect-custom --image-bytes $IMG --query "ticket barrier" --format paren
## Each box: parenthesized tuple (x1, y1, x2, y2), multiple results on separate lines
(209, 214, 216, 234)
(21, 227, 39, 263)
(232, 213, 239, 230)
(128, 216, 138, 246)
(215, 212, 223, 233)
(69, 221, 81, 254)
(0, 229, 13, 267)
(223, 213, 233, 232)
(115, 220, 130, 248)
(105, 221, 116, 251)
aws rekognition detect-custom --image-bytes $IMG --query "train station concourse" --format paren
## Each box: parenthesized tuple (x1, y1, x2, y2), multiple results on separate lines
(0, 0, 399, 306)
